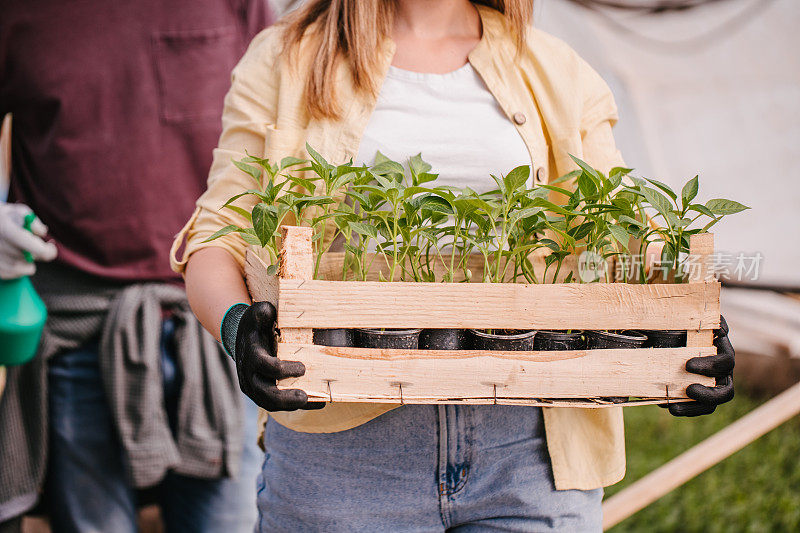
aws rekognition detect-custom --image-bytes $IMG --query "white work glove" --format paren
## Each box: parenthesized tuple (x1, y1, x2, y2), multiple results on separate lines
(0, 203, 58, 280)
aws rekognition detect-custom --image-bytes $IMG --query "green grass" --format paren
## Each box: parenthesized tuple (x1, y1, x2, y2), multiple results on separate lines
(605, 381, 800, 533)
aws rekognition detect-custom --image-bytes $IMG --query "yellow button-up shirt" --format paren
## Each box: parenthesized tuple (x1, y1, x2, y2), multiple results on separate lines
(171, 5, 626, 490)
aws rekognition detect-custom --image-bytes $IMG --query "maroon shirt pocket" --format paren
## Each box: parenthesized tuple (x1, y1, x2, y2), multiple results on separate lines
(152, 26, 240, 123)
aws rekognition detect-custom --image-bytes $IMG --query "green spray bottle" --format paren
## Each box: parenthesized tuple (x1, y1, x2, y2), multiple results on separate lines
(0, 213, 47, 366)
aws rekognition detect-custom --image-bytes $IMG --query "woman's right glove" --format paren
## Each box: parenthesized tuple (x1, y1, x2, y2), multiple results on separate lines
(221, 302, 325, 412)
(665, 316, 735, 417)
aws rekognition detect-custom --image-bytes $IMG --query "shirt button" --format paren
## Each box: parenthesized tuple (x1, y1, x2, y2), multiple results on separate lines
(535, 167, 546, 183)
(513, 112, 526, 125)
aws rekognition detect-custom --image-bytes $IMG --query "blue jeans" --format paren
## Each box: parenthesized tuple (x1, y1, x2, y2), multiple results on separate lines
(258, 405, 602, 532)
(46, 318, 262, 533)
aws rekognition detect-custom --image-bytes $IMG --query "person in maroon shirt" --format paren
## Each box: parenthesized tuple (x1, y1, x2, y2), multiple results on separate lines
(0, 1, 273, 531)
(2, 2, 271, 281)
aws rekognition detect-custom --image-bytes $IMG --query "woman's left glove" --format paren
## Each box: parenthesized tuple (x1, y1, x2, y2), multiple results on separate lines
(667, 316, 735, 417)
(222, 302, 325, 412)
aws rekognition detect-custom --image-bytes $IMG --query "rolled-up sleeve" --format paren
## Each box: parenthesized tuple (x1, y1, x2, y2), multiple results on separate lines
(170, 28, 281, 275)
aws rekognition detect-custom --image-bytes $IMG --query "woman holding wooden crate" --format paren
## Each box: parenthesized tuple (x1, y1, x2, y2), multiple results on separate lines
(172, 0, 735, 529)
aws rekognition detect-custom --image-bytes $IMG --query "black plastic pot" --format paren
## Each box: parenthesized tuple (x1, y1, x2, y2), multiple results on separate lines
(642, 330, 687, 348)
(533, 330, 586, 351)
(467, 329, 536, 351)
(586, 330, 647, 403)
(586, 330, 648, 350)
(419, 329, 468, 350)
(354, 328, 422, 350)
(312, 328, 354, 347)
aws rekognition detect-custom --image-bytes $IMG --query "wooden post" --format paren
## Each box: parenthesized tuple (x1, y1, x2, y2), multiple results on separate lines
(686, 233, 716, 348)
(686, 233, 714, 284)
(277, 225, 313, 345)
(602, 379, 800, 530)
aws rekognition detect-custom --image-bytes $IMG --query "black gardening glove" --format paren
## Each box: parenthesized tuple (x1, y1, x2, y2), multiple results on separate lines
(665, 316, 735, 417)
(222, 302, 325, 412)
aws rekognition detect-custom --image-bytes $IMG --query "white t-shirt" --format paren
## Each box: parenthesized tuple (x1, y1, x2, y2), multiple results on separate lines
(356, 63, 532, 192)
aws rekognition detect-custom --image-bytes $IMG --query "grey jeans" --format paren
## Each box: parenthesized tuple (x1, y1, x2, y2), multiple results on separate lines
(257, 405, 602, 532)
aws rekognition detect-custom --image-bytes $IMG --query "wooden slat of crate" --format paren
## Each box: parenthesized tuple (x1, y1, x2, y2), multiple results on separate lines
(275, 344, 716, 402)
(275, 226, 313, 345)
(686, 233, 716, 348)
(274, 278, 720, 330)
(486, 398, 695, 407)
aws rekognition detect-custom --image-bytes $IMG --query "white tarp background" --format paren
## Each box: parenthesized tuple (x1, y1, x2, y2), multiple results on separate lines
(536, 0, 799, 287)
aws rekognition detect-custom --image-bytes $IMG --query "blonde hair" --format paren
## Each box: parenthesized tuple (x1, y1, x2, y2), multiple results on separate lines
(284, 1, 533, 120)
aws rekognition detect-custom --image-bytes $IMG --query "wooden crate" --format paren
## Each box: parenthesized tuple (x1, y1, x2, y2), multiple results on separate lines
(244, 226, 719, 407)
